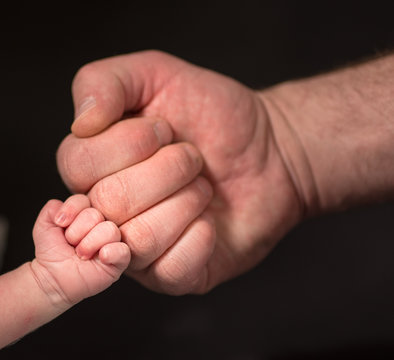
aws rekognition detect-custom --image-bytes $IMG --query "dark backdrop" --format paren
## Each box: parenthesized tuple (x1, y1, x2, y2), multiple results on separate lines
(1, 2, 394, 359)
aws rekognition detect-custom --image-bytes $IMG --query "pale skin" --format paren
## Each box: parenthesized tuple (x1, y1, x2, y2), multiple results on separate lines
(57, 50, 394, 295)
(0, 194, 130, 349)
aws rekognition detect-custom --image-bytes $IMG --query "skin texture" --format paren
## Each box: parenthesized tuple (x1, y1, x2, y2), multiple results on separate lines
(57, 51, 302, 295)
(0, 194, 130, 348)
(59, 51, 394, 295)
(32, 195, 130, 305)
(261, 54, 394, 214)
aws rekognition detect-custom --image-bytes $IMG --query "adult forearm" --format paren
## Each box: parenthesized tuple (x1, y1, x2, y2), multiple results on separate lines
(260, 54, 394, 217)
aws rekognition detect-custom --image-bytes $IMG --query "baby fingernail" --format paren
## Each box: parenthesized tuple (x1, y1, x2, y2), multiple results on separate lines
(55, 212, 67, 226)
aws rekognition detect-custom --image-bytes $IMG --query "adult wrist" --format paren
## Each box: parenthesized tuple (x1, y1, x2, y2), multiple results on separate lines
(258, 54, 394, 216)
(257, 83, 319, 218)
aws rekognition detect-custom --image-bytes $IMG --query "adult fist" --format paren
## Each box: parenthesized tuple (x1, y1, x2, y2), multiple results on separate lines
(57, 50, 302, 294)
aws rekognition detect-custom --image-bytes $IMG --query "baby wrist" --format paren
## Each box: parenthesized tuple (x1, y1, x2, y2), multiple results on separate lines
(29, 260, 73, 311)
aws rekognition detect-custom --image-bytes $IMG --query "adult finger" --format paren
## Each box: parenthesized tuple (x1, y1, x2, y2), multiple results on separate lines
(71, 50, 188, 137)
(57, 117, 173, 193)
(89, 142, 203, 225)
(120, 176, 213, 271)
(128, 213, 216, 296)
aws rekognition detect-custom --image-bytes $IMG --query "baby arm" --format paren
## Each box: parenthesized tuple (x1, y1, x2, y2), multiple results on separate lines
(0, 195, 130, 349)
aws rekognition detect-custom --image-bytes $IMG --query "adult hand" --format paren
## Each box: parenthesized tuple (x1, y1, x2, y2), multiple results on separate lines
(57, 50, 303, 294)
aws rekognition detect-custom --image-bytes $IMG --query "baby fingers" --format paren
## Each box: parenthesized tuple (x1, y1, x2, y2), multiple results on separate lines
(65, 207, 105, 246)
(99, 242, 131, 272)
(75, 221, 121, 260)
(54, 194, 91, 227)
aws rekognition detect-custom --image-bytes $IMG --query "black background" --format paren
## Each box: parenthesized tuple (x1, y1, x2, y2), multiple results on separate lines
(1, 1, 394, 359)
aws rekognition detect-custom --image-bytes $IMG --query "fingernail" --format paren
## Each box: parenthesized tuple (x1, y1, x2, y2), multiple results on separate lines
(183, 143, 202, 167)
(55, 212, 67, 227)
(153, 121, 172, 145)
(196, 177, 213, 197)
(74, 96, 96, 120)
(76, 248, 88, 260)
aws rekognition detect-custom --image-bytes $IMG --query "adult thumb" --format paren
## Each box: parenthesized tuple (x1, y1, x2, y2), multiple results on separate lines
(70, 50, 186, 137)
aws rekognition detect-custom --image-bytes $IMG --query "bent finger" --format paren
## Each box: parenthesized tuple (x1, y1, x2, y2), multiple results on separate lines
(120, 176, 213, 271)
(57, 117, 173, 193)
(71, 50, 186, 137)
(99, 242, 131, 272)
(128, 213, 216, 296)
(75, 221, 121, 260)
(54, 194, 90, 227)
(65, 207, 105, 246)
(89, 142, 203, 225)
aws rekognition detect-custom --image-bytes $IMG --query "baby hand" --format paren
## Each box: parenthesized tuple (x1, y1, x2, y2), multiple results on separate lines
(31, 194, 130, 307)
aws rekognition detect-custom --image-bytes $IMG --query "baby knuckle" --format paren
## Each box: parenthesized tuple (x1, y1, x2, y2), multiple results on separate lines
(46, 199, 61, 208)
(102, 221, 120, 240)
(84, 207, 104, 224)
(65, 226, 79, 244)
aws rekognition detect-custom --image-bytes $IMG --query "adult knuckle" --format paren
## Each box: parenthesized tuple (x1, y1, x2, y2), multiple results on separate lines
(170, 145, 198, 182)
(191, 273, 214, 295)
(57, 136, 95, 192)
(72, 62, 100, 88)
(196, 218, 216, 243)
(155, 258, 194, 296)
(123, 217, 160, 265)
(89, 174, 131, 223)
(89, 180, 109, 214)
(188, 180, 213, 210)
(126, 124, 155, 160)
(142, 49, 169, 62)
